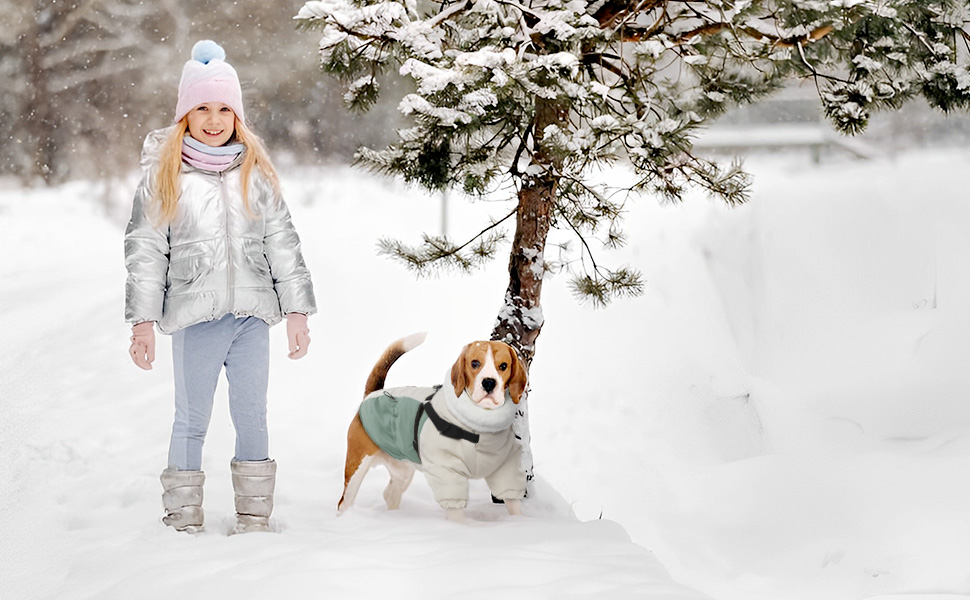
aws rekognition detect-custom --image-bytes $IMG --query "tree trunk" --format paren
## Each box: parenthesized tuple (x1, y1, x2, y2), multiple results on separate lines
(22, 12, 57, 184)
(490, 175, 556, 363)
(490, 97, 567, 486)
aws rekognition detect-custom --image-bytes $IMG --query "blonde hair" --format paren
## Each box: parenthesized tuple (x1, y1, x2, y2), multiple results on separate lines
(154, 117, 281, 224)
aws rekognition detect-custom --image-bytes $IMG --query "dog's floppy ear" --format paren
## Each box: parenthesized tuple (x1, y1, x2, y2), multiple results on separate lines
(505, 345, 528, 404)
(451, 344, 470, 398)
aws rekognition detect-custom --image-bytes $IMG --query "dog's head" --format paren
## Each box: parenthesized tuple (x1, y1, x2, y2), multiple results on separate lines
(450, 341, 528, 408)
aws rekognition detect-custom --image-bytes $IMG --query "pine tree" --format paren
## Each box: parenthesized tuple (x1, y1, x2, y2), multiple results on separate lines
(296, 0, 970, 478)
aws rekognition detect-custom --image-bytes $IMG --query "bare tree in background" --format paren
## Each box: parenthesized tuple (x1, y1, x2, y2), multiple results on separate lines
(0, 0, 400, 184)
(1, 0, 166, 183)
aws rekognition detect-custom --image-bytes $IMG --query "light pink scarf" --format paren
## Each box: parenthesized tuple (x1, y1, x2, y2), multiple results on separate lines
(182, 135, 244, 172)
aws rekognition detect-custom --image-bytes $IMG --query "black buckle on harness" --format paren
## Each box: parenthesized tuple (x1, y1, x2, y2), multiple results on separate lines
(412, 387, 479, 455)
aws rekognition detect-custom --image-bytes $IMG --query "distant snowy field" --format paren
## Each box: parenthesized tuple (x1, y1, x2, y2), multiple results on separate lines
(2, 148, 970, 600)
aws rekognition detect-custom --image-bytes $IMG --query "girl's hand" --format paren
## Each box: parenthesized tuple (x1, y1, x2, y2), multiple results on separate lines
(129, 321, 156, 370)
(286, 313, 310, 359)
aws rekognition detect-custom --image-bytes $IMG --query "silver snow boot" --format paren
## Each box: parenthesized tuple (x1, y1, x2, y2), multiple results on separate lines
(160, 468, 205, 532)
(231, 459, 276, 534)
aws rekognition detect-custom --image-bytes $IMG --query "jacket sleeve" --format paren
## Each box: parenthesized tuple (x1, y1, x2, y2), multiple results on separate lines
(418, 429, 472, 509)
(484, 442, 527, 501)
(124, 173, 169, 325)
(421, 460, 471, 509)
(261, 184, 317, 317)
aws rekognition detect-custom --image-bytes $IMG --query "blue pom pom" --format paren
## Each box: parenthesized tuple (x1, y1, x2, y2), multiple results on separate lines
(191, 40, 226, 64)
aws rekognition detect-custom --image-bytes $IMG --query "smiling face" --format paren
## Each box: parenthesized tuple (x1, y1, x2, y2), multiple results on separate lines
(450, 341, 528, 409)
(185, 102, 236, 146)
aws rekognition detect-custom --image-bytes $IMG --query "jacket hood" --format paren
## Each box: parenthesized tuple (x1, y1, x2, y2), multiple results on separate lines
(140, 128, 170, 171)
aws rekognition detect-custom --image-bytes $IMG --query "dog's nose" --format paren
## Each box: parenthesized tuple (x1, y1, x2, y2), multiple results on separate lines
(481, 378, 497, 393)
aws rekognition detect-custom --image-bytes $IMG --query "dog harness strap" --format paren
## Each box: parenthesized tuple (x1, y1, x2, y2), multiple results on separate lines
(412, 387, 439, 455)
(423, 402, 480, 445)
(412, 402, 426, 456)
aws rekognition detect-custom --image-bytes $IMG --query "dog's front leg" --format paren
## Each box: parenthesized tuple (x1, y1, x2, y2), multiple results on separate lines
(504, 499, 522, 516)
(446, 507, 467, 523)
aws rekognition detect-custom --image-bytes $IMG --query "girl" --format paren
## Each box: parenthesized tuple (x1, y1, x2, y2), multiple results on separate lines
(124, 41, 317, 534)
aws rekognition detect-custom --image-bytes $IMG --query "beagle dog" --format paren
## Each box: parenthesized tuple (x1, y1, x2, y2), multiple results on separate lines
(339, 333, 529, 521)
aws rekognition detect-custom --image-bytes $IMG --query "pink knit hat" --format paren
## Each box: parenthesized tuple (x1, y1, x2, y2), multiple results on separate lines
(173, 40, 245, 124)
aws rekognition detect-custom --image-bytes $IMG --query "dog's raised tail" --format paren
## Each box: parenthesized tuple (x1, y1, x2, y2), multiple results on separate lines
(363, 332, 427, 397)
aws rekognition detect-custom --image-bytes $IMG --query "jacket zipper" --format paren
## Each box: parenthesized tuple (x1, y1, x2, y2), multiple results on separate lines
(221, 171, 234, 310)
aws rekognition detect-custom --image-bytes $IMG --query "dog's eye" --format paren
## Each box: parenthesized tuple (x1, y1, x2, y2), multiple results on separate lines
(471, 360, 481, 369)
(499, 363, 508, 371)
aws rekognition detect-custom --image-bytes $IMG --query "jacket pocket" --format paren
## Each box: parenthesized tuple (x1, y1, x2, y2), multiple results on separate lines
(245, 251, 271, 279)
(167, 254, 211, 293)
(242, 239, 272, 281)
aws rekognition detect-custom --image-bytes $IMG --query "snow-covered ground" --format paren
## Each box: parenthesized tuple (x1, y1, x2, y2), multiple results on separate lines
(2, 148, 970, 600)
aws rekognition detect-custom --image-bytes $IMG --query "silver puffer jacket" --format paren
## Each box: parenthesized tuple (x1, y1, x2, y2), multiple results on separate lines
(125, 128, 316, 334)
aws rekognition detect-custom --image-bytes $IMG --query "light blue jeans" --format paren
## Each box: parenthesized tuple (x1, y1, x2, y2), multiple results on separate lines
(168, 314, 270, 471)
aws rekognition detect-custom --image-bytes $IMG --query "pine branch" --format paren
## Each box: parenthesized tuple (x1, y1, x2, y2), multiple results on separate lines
(551, 193, 641, 307)
(568, 268, 644, 308)
(377, 208, 516, 275)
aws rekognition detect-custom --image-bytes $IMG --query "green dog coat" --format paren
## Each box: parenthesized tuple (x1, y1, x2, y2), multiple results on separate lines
(358, 386, 437, 464)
